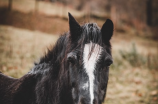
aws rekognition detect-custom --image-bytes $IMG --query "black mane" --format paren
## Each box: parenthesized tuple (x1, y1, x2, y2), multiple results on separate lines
(30, 33, 71, 104)
(39, 33, 69, 64)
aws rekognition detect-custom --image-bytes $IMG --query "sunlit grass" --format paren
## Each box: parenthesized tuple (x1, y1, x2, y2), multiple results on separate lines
(0, 25, 59, 78)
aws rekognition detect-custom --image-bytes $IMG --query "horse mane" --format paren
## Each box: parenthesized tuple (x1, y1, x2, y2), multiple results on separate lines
(28, 32, 70, 80)
(27, 33, 73, 104)
(39, 33, 69, 64)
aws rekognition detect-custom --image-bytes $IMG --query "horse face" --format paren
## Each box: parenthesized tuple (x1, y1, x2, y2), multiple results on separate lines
(67, 13, 113, 104)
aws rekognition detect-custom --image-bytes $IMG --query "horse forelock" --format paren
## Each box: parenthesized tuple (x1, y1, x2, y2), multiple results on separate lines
(69, 23, 104, 59)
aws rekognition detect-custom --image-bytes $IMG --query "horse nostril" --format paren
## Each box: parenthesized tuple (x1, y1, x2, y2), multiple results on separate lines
(93, 99, 97, 104)
(80, 98, 87, 104)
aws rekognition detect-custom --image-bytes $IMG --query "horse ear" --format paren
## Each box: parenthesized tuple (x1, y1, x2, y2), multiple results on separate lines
(101, 19, 114, 43)
(68, 12, 81, 42)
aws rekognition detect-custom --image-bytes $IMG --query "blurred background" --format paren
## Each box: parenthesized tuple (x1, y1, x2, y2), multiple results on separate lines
(0, 0, 158, 104)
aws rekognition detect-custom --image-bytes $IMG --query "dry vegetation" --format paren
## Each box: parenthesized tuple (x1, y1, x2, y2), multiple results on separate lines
(0, 25, 59, 77)
(0, 0, 158, 104)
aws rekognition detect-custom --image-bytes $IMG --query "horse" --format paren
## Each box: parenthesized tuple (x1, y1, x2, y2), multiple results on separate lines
(0, 13, 113, 104)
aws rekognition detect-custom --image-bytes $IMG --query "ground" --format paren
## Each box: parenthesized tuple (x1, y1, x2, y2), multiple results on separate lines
(0, 0, 157, 104)
(0, 25, 157, 104)
(0, 25, 59, 77)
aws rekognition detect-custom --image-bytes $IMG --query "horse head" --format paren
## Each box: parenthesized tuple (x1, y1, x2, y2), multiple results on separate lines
(67, 13, 113, 104)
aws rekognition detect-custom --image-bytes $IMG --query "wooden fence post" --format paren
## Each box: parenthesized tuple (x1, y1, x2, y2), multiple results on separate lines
(35, 0, 38, 14)
(146, 0, 152, 26)
(8, 0, 12, 11)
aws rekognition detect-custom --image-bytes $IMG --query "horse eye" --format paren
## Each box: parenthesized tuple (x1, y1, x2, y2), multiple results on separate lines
(105, 60, 113, 66)
(105, 57, 113, 67)
(67, 52, 77, 64)
(71, 82, 77, 88)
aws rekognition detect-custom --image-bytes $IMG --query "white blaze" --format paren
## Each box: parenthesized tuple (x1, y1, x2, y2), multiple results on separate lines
(83, 42, 103, 104)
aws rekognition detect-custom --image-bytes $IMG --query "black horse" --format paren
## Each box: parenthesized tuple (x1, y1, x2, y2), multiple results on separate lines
(0, 13, 113, 104)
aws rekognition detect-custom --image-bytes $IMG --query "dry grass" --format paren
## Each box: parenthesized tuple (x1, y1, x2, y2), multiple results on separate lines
(105, 34, 158, 104)
(0, 25, 59, 78)
(105, 49, 158, 104)
(105, 67, 158, 104)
